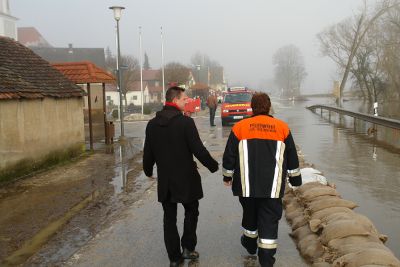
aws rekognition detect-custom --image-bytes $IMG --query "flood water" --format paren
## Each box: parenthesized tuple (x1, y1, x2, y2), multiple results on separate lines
(274, 97, 400, 257)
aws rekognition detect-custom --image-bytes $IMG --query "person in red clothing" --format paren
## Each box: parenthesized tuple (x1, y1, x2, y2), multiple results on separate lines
(222, 93, 302, 267)
(143, 86, 219, 267)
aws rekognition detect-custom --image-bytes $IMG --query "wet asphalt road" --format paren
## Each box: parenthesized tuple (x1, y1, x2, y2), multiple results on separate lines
(65, 113, 308, 267)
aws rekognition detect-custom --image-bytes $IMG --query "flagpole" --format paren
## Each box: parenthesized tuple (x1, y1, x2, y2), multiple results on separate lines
(161, 26, 165, 102)
(139, 26, 144, 115)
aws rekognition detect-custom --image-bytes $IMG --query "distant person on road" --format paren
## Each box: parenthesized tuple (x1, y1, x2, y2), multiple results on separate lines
(143, 86, 219, 267)
(206, 92, 218, 126)
(222, 92, 302, 267)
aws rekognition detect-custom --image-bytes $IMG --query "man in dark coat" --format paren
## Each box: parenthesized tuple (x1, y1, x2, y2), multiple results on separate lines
(143, 86, 219, 267)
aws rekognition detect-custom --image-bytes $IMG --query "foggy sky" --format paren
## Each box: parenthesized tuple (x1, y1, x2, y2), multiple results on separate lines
(12, 0, 365, 93)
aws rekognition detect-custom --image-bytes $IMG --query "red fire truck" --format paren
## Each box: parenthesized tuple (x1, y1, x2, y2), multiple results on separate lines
(184, 97, 201, 117)
(221, 87, 253, 126)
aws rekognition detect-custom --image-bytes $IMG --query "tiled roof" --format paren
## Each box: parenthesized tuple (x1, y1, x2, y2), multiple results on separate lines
(148, 85, 163, 93)
(52, 62, 115, 84)
(31, 46, 106, 69)
(143, 69, 160, 81)
(127, 81, 148, 92)
(0, 37, 85, 100)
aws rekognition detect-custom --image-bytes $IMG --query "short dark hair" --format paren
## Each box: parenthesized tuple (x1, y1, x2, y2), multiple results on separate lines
(165, 86, 185, 102)
(251, 93, 271, 115)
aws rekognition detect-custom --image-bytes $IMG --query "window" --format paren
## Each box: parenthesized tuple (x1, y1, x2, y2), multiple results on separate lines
(224, 93, 252, 103)
(132, 96, 137, 100)
(106, 96, 111, 100)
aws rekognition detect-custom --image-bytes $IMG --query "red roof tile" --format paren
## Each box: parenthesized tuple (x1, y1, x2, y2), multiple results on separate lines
(52, 61, 115, 84)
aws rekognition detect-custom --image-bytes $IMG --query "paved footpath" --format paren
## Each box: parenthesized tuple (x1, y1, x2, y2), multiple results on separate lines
(64, 161, 308, 267)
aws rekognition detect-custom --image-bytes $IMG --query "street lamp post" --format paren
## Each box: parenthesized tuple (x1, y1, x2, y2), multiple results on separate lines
(109, 6, 125, 140)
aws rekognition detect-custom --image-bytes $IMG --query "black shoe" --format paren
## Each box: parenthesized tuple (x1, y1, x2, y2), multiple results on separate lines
(170, 257, 184, 267)
(182, 248, 199, 259)
(241, 235, 257, 255)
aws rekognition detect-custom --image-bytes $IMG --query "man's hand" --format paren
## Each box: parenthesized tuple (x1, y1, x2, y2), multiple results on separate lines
(224, 180, 232, 186)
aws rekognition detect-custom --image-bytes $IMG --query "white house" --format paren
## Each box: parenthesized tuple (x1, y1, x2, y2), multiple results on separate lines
(0, 0, 17, 40)
(105, 82, 153, 111)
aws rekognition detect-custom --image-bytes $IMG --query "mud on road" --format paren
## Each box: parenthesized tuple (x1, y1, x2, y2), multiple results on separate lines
(0, 138, 152, 266)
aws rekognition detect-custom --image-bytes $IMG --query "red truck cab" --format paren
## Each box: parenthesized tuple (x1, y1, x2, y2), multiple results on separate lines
(221, 87, 253, 126)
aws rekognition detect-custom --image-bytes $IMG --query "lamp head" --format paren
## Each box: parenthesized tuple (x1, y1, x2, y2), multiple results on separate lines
(109, 6, 125, 21)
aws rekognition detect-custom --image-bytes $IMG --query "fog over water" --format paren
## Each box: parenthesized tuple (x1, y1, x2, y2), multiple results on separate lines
(12, 0, 365, 92)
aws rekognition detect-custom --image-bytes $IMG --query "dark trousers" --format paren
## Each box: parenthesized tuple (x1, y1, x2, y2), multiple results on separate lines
(162, 199, 199, 262)
(239, 197, 283, 267)
(209, 107, 216, 126)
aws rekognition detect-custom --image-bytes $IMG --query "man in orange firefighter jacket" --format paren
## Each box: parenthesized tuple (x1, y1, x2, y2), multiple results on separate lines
(222, 93, 302, 267)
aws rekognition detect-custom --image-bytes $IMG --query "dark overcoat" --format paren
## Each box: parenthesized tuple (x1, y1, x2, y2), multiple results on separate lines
(143, 105, 218, 203)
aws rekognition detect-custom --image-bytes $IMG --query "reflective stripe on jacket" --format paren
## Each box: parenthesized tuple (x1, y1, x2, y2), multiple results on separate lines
(222, 114, 302, 198)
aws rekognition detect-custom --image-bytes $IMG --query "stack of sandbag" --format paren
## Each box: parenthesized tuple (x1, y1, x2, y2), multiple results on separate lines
(283, 168, 400, 267)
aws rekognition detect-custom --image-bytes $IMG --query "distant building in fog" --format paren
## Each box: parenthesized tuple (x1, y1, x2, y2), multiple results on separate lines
(18, 27, 51, 47)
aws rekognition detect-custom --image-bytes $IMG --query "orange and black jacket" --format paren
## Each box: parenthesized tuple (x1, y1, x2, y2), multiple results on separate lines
(222, 114, 302, 198)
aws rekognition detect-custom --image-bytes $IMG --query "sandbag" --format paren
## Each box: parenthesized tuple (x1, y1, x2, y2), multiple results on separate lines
(326, 213, 379, 235)
(291, 214, 308, 230)
(297, 234, 325, 262)
(300, 186, 340, 201)
(285, 209, 303, 223)
(297, 182, 329, 195)
(332, 248, 400, 267)
(334, 242, 391, 257)
(320, 219, 372, 245)
(283, 189, 295, 207)
(307, 198, 358, 214)
(310, 212, 380, 235)
(300, 167, 327, 187)
(285, 200, 302, 214)
(310, 207, 354, 221)
(328, 235, 382, 250)
(312, 262, 332, 267)
(289, 224, 313, 241)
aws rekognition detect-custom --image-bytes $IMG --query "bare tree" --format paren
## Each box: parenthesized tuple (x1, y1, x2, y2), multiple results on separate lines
(158, 62, 190, 86)
(318, 0, 400, 103)
(273, 44, 307, 98)
(105, 53, 140, 106)
(380, 4, 400, 99)
(143, 52, 150, 70)
(190, 52, 222, 85)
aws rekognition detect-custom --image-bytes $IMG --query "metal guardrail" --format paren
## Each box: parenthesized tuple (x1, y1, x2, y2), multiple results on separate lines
(307, 105, 400, 130)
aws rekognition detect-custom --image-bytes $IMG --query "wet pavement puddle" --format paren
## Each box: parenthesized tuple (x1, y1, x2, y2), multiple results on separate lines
(1, 191, 99, 266)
